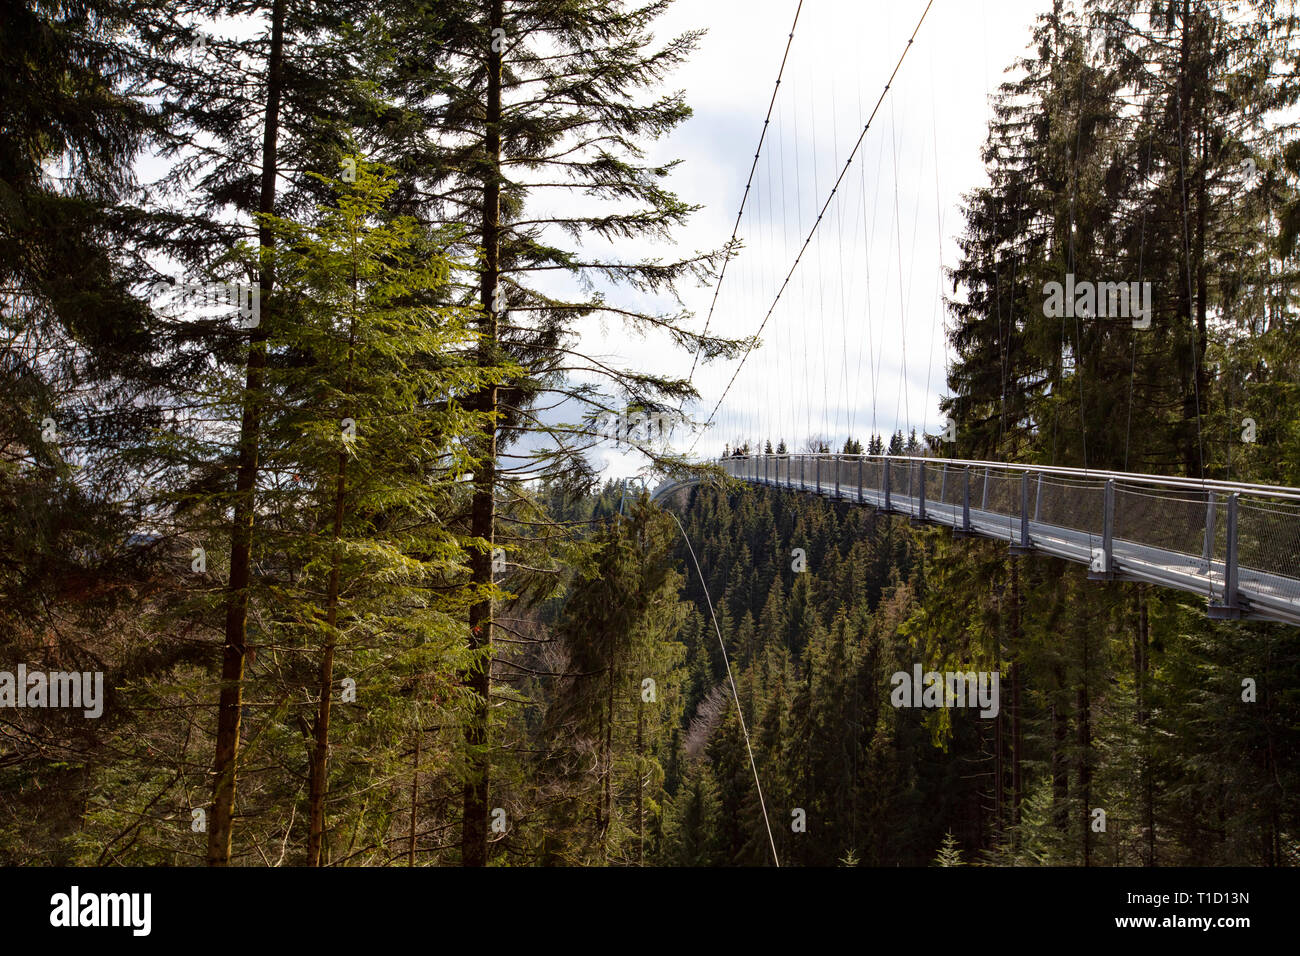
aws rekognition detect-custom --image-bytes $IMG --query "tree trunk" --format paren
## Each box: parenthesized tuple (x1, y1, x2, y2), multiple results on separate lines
(1051, 663, 1069, 835)
(601, 654, 616, 861)
(994, 584, 1004, 831)
(1175, 0, 1207, 477)
(1192, 11, 1209, 478)
(636, 701, 645, 866)
(409, 720, 421, 867)
(306, 415, 351, 865)
(207, 0, 286, 867)
(1136, 585, 1154, 865)
(460, 0, 503, 868)
(1077, 674, 1092, 865)
(1009, 559, 1023, 830)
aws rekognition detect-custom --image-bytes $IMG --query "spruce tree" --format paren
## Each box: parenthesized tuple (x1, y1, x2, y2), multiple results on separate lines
(378, 0, 748, 864)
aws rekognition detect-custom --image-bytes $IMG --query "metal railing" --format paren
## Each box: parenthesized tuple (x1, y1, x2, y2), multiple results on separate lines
(701, 453, 1300, 627)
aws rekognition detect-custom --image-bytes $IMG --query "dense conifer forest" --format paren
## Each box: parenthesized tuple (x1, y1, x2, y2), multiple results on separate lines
(666, 477, 1298, 865)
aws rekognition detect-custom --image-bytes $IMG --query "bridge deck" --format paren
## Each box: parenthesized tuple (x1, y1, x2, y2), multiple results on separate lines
(655, 454, 1300, 627)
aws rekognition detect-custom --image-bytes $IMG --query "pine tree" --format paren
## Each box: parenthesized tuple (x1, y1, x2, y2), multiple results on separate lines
(130, 0, 399, 867)
(375, 0, 748, 865)
(251, 160, 504, 864)
(933, 830, 964, 866)
(537, 497, 686, 863)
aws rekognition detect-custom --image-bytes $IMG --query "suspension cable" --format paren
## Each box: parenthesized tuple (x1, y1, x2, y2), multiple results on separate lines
(664, 507, 781, 867)
(690, 0, 936, 455)
(688, 0, 805, 380)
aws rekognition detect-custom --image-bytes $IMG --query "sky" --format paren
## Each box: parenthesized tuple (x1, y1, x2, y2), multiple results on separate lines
(569, 0, 1053, 478)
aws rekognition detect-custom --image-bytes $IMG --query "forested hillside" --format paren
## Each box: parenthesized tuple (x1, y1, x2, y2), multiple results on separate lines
(665, 479, 1299, 865)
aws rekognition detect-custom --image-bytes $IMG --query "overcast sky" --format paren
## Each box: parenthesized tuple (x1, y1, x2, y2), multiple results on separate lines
(572, 0, 1051, 477)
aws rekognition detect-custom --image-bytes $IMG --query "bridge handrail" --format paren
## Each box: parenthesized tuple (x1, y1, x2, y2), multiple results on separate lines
(704, 451, 1300, 625)
(719, 453, 1300, 503)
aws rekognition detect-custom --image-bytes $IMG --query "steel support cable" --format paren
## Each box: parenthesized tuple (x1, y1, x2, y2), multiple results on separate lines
(1127, 81, 1157, 474)
(1172, 42, 1214, 600)
(1174, 47, 1207, 482)
(926, 40, 946, 443)
(688, 0, 805, 381)
(1068, 16, 1092, 473)
(812, 73, 829, 449)
(763, 102, 779, 450)
(690, 0, 936, 455)
(830, 69, 856, 449)
(892, 93, 921, 439)
(664, 508, 781, 866)
(981, 0, 1011, 453)
(866, 102, 889, 444)
(777, 92, 793, 447)
(844, 87, 873, 445)
(794, 74, 812, 448)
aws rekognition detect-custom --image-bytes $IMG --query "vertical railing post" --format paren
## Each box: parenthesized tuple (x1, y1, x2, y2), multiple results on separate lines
(1024, 473, 1033, 546)
(1202, 492, 1217, 572)
(1103, 479, 1114, 568)
(1090, 479, 1115, 578)
(858, 456, 864, 504)
(884, 457, 892, 512)
(1034, 473, 1044, 522)
(1211, 492, 1241, 618)
(816, 456, 821, 494)
(1216, 494, 1237, 613)
(961, 467, 971, 534)
(917, 461, 927, 522)
(835, 455, 841, 499)
(1011, 472, 1031, 554)
(981, 466, 990, 511)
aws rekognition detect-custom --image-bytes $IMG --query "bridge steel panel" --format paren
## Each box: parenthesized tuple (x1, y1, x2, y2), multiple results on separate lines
(653, 454, 1300, 627)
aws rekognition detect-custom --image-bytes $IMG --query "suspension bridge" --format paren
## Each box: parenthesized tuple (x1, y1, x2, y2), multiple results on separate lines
(640, 1, 1300, 629)
(653, 454, 1300, 627)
